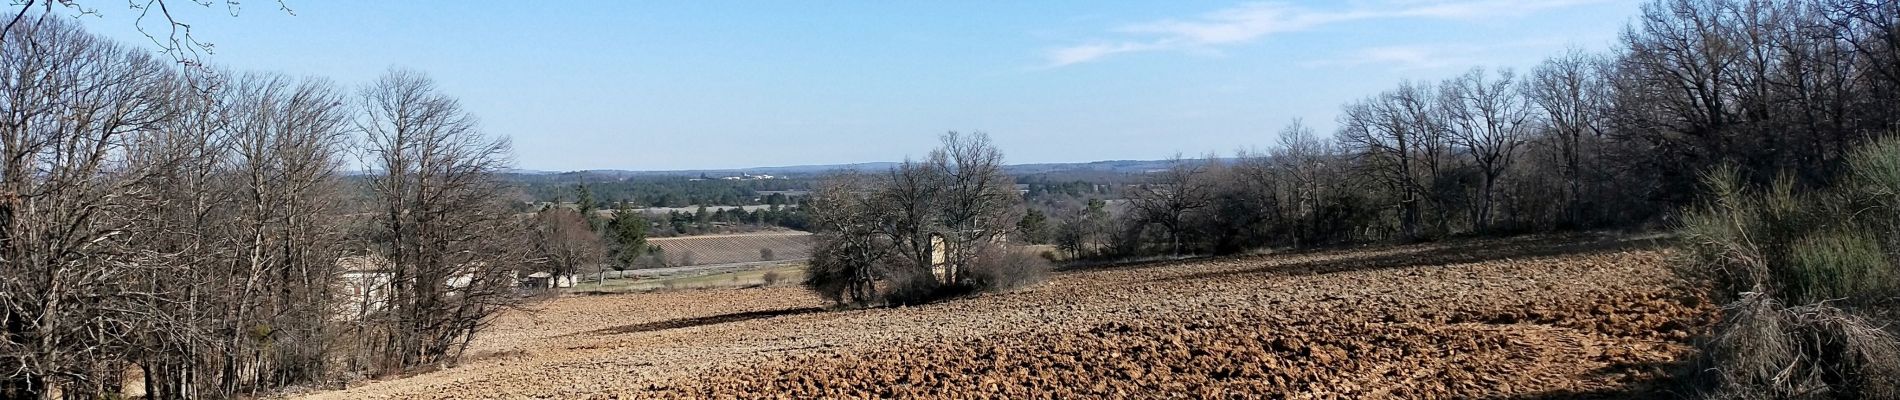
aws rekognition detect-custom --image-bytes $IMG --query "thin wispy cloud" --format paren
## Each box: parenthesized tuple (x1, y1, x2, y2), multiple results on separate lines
(1043, 0, 1607, 67)
(1046, 42, 1165, 67)
(1304, 38, 1572, 71)
(1306, 44, 1483, 70)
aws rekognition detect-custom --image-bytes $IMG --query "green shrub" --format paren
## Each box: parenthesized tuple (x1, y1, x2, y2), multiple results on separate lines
(1787, 225, 1895, 304)
(1852, 138, 1900, 202)
(1677, 138, 1900, 398)
(1679, 151, 1900, 307)
(1677, 166, 1776, 299)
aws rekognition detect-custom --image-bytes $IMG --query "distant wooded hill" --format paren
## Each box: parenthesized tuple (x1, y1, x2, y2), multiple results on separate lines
(508, 158, 1215, 179)
(499, 158, 1217, 206)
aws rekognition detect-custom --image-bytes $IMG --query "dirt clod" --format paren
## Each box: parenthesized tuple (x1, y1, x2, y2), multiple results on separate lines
(292, 236, 1714, 400)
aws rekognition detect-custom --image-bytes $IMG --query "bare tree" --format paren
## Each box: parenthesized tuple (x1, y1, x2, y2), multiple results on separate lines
(358, 68, 528, 371)
(803, 172, 885, 306)
(1270, 119, 1347, 246)
(1124, 156, 1215, 255)
(1052, 199, 1111, 259)
(4, 0, 296, 68)
(2, 13, 544, 399)
(1827, 0, 1898, 110)
(1528, 49, 1613, 226)
(803, 132, 1029, 305)
(927, 131, 1016, 285)
(1338, 82, 1448, 240)
(1440, 67, 1533, 231)
(0, 16, 176, 399)
(530, 207, 605, 287)
(876, 158, 941, 288)
(1198, 156, 1278, 254)
(141, 71, 350, 398)
(241, 75, 353, 388)
(1613, 0, 1749, 203)
(122, 69, 230, 400)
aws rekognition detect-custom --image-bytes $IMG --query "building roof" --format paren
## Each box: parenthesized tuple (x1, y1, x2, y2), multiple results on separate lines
(336, 254, 391, 273)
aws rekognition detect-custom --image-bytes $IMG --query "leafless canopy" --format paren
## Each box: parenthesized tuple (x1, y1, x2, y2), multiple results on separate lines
(1, 18, 528, 399)
(804, 132, 1028, 305)
(357, 68, 529, 372)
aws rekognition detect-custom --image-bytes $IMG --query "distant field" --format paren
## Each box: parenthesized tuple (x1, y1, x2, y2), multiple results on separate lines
(656, 263, 805, 289)
(574, 263, 806, 293)
(649, 231, 812, 266)
(635, 205, 785, 214)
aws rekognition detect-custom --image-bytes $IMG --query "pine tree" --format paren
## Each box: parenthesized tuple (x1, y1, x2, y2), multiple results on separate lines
(606, 206, 649, 270)
(575, 183, 605, 231)
(1018, 208, 1050, 244)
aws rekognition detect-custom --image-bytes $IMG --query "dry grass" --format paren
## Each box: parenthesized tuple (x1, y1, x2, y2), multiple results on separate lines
(572, 263, 807, 294)
(1688, 293, 1900, 399)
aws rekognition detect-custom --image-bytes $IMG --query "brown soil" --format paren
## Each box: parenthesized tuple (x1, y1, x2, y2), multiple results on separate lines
(292, 235, 1715, 399)
(647, 232, 812, 265)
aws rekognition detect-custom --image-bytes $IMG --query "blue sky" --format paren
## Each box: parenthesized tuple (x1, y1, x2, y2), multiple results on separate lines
(70, 0, 1642, 171)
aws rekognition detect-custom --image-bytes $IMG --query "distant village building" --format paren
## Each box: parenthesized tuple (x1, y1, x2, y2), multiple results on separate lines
(721, 173, 777, 181)
(336, 256, 545, 319)
(926, 231, 1010, 281)
(521, 271, 576, 289)
(691, 173, 779, 182)
(335, 254, 393, 319)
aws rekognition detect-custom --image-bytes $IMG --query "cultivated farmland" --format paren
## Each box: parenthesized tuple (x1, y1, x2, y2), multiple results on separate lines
(648, 231, 812, 266)
(292, 235, 1713, 399)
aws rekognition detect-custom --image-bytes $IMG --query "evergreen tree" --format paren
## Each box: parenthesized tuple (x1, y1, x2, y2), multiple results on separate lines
(1018, 208, 1050, 244)
(606, 206, 649, 270)
(575, 183, 604, 230)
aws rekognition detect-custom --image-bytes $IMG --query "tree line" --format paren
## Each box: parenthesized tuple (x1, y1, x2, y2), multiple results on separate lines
(1, 17, 539, 399)
(511, 173, 808, 207)
(652, 203, 810, 236)
(1035, 0, 1899, 259)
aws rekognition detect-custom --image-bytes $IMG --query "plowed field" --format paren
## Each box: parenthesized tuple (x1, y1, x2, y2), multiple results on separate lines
(292, 235, 1715, 399)
(648, 232, 812, 266)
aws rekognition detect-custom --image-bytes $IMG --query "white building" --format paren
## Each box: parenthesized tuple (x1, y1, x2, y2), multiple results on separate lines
(522, 271, 576, 289)
(335, 254, 392, 319)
